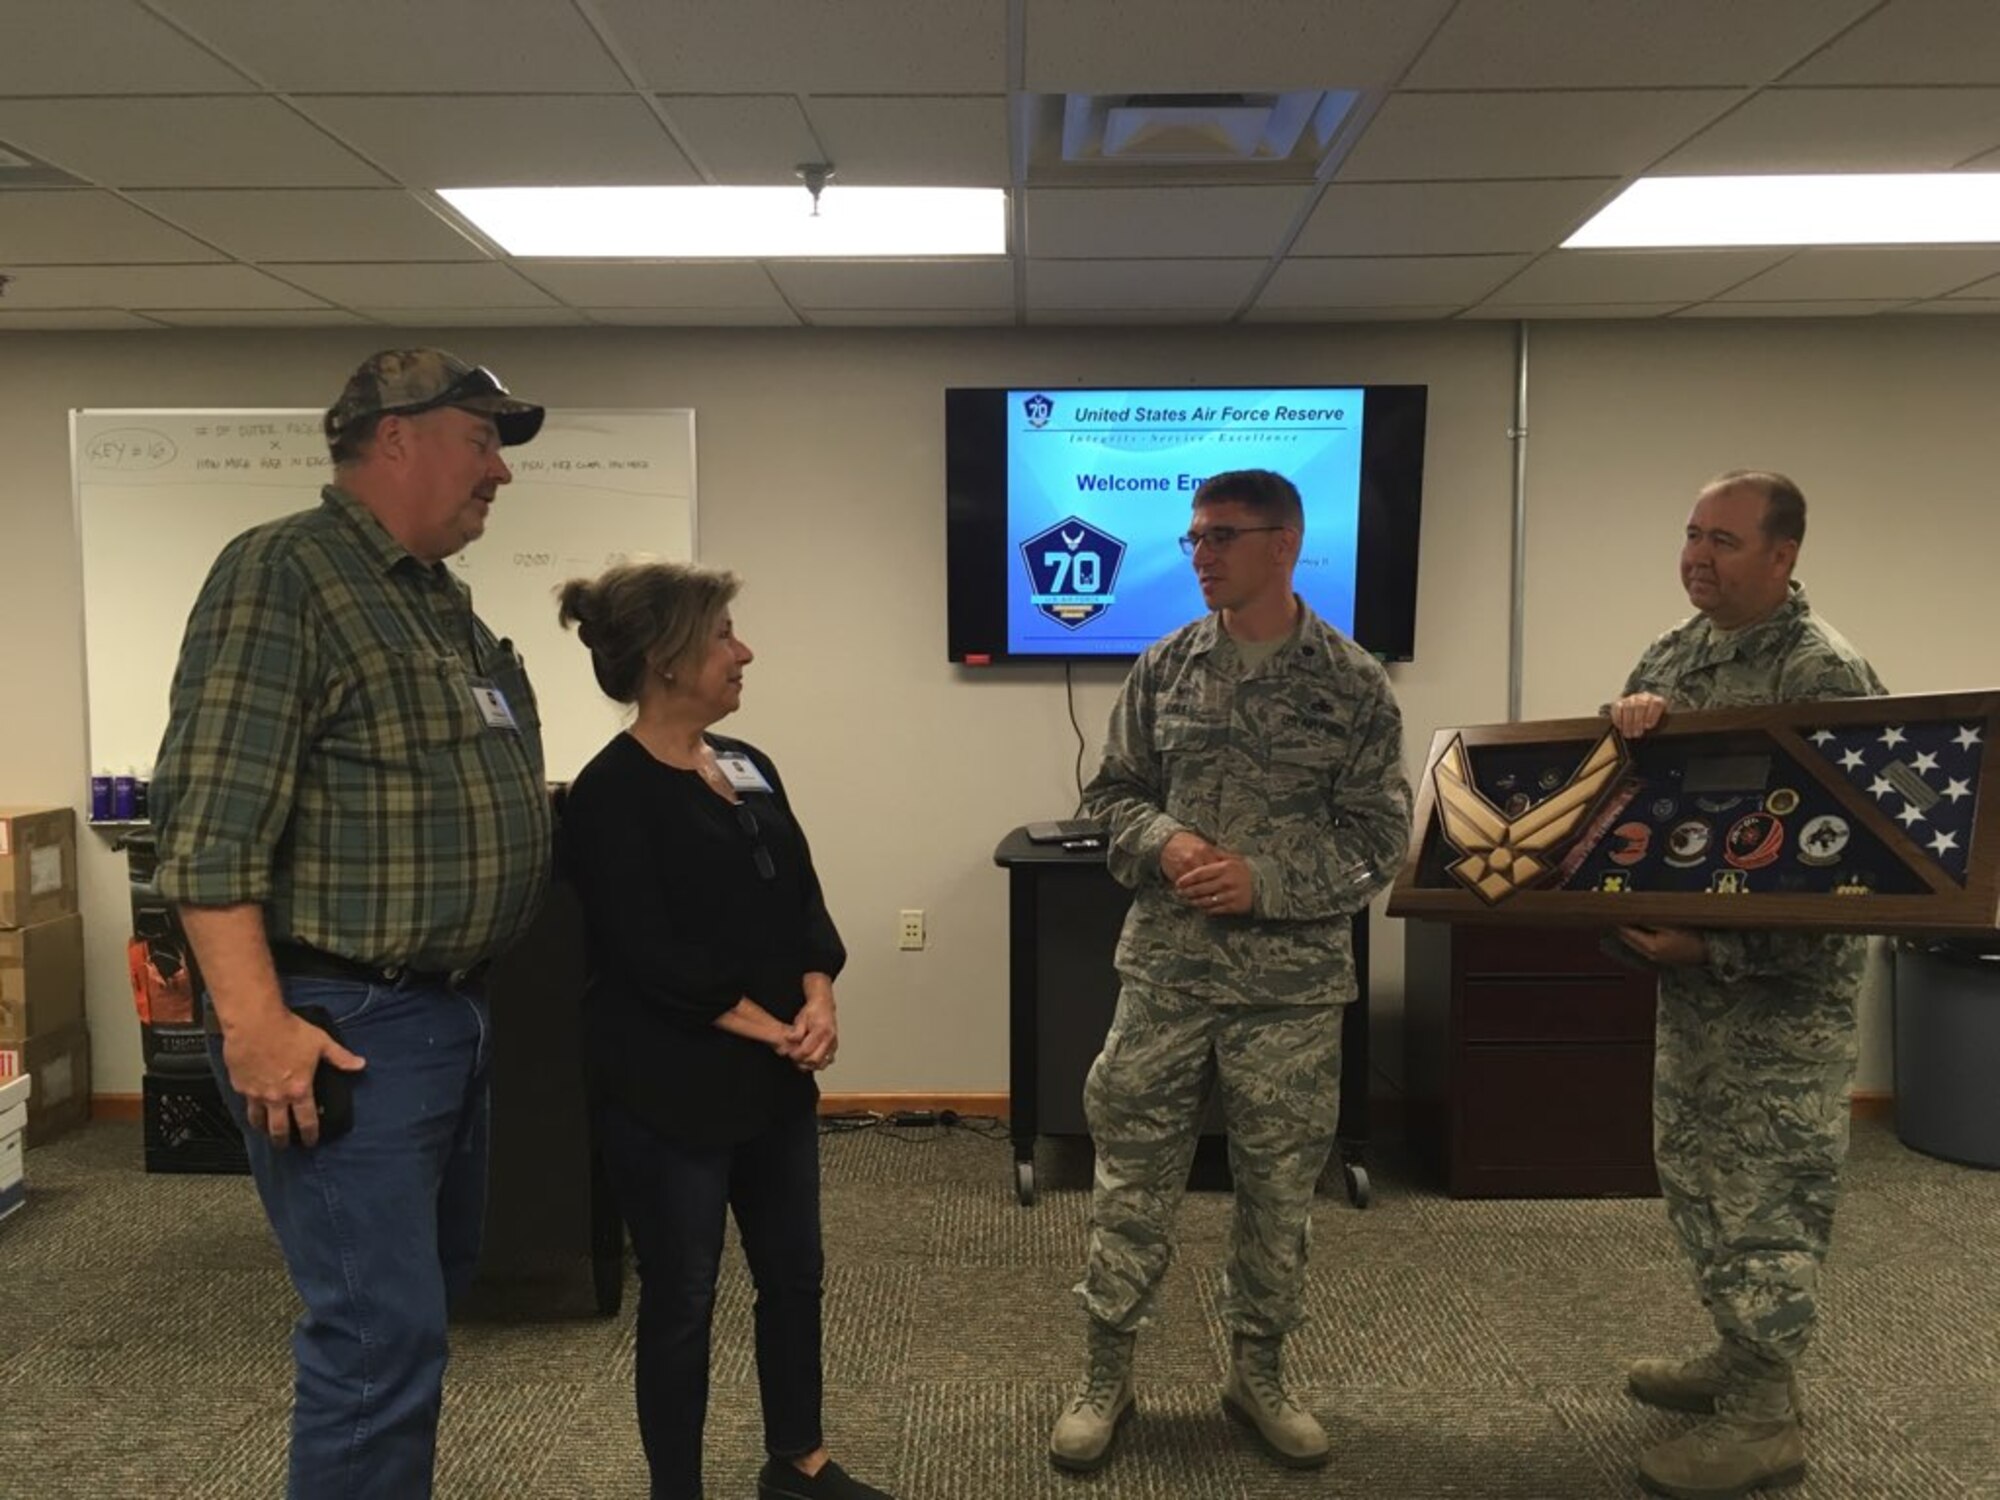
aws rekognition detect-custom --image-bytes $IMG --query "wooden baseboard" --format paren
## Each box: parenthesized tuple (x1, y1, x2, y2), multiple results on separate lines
(87, 1089, 1890, 1128)
(84, 1090, 1014, 1124)
(818, 1092, 1009, 1121)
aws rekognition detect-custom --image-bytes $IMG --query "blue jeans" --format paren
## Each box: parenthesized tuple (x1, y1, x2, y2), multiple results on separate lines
(596, 1098, 825, 1500)
(207, 975, 492, 1500)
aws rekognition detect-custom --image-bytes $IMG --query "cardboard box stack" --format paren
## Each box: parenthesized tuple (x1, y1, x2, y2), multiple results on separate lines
(0, 1073, 27, 1222)
(0, 807, 91, 1148)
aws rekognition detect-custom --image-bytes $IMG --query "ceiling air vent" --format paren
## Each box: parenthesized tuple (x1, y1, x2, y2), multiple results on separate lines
(1061, 90, 1357, 165)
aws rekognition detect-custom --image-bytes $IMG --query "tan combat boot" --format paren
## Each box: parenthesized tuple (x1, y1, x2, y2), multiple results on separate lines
(1629, 1349, 1805, 1421)
(1637, 1373, 1805, 1500)
(1049, 1320, 1135, 1473)
(1220, 1332, 1329, 1469)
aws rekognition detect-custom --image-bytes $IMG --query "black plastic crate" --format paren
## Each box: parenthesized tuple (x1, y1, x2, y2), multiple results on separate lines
(143, 1072, 249, 1175)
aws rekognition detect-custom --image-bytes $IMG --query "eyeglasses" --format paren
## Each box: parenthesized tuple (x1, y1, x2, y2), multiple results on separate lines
(1178, 525, 1287, 556)
(735, 803, 776, 881)
(379, 365, 513, 420)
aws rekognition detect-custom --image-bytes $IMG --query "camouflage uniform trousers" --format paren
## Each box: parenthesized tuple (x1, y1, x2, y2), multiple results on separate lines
(1654, 964, 1861, 1372)
(1076, 977, 1343, 1339)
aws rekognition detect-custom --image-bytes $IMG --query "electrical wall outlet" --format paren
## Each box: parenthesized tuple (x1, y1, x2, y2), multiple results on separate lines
(898, 908, 926, 950)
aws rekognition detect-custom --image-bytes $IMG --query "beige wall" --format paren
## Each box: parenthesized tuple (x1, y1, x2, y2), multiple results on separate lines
(1, 317, 1990, 1102)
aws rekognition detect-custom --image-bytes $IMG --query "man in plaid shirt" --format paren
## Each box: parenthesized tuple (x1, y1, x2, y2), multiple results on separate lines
(152, 349, 554, 1500)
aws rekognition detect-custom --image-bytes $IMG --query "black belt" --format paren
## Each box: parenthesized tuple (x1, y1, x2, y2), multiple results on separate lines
(269, 941, 489, 994)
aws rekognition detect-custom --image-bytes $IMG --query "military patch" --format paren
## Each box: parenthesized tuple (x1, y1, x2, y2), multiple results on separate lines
(1536, 765, 1564, 792)
(1597, 871, 1630, 892)
(1764, 787, 1801, 816)
(1724, 811, 1784, 871)
(1608, 822, 1652, 866)
(1694, 794, 1743, 813)
(1504, 791, 1532, 818)
(1834, 872, 1876, 896)
(1664, 818, 1713, 868)
(1651, 797, 1678, 822)
(1797, 814, 1851, 867)
(1709, 868, 1748, 894)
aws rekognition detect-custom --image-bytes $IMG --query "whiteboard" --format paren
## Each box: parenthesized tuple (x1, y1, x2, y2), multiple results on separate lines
(73, 408, 695, 785)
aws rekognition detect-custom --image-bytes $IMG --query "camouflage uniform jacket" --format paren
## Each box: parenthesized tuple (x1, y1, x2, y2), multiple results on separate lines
(1084, 602, 1411, 1006)
(1621, 579, 1886, 984)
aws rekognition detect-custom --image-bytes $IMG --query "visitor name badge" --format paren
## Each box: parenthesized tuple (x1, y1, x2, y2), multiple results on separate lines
(470, 681, 519, 731)
(714, 753, 772, 793)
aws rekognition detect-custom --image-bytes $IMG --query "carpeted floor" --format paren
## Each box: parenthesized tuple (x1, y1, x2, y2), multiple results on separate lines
(1, 1114, 1996, 1498)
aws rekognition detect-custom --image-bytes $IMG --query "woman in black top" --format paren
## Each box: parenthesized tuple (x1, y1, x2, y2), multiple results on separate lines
(559, 563, 892, 1500)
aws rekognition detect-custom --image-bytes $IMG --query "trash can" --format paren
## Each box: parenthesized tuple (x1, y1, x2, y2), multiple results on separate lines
(1893, 939, 2000, 1169)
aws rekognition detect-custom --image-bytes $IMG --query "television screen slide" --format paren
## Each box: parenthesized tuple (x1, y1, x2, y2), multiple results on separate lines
(1004, 387, 1364, 656)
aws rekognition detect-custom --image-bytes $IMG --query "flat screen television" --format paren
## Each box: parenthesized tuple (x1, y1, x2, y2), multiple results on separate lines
(946, 385, 1426, 663)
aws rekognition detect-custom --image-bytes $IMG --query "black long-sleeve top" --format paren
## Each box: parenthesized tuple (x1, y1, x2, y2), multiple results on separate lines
(560, 730, 846, 1145)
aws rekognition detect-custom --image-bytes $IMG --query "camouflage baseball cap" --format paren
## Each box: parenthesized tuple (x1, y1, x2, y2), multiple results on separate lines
(324, 348, 545, 449)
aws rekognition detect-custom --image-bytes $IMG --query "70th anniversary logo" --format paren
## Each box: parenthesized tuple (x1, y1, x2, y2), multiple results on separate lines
(1021, 516, 1126, 630)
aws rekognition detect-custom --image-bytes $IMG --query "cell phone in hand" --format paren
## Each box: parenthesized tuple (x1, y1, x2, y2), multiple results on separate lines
(291, 1004, 355, 1145)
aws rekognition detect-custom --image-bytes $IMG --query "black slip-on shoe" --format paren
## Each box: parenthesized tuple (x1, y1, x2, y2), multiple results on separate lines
(756, 1457, 896, 1500)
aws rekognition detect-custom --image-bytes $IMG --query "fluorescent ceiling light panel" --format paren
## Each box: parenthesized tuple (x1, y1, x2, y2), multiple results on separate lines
(1566, 174, 2000, 248)
(441, 185, 1007, 257)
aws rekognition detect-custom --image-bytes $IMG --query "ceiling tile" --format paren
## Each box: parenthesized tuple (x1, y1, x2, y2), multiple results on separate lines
(358, 308, 593, 328)
(153, 0, 628, 92)
(0, 264, 328, 310)
(1496, 249, 1786, 302)
(1027, 186, 1306, 257)
(524, 262, 788, 310)
(583, 307, 801, 326)
(275, 263, 560, 310)
(299, 96, 697, 189)
(807, 308, 1015, 325)
(768, 260, 1014, 310)
(1243, 304, 1469, 323)
(150, 309, 374, 327)
(598, 0, 1005, 92)
(1658, 88, 2000, 173)
(1672, 299, 1911, 317)
(1949, 271, 2000, 298)
(1719, 248, 2000, 302)
(0, 1, 252, 94)
(1258, 255, 1528, 308)
(801, 98, 1009, 185)
(1461, 301, 1686, 320)
(656, 96, 821, 184)
(1404, 1, 1872, 88)
(1027, 258, 1263, 309)
(1786, 0, 2000, 86)
(1295, 179, 1618, 256)
(0, 190, 223, 264)
(129, 190, 486, 262)
(1338, 90, 1735, 181)
(0, 98, 384, 189)
(1902, 298, 2000, 314)
(1024, 0, 1454, 93)
(1026, 307, 1234, 324)
(0, 310, 167, 330)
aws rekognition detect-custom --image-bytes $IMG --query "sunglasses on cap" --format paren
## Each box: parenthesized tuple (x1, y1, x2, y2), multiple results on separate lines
(378, 365, 514, 420)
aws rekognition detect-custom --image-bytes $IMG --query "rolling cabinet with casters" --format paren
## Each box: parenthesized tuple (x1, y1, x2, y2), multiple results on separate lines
(996, 827, 1373, 1209)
